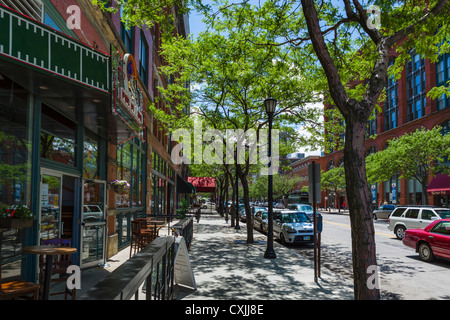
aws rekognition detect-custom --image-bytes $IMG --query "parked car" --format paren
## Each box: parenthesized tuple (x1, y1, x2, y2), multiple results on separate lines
(402, 219, 450, 262)
(273, 210, 313, 245)
(287, 203, 314, 219)
(253, 209, 268, 232)
(252, 206, 266, 215)
(373, 204, 396, 220)
(387, 206, 450, 239)
(202, 202, 215, 209)
(83, 205, 104, 222)
(274, 203, 285, 209)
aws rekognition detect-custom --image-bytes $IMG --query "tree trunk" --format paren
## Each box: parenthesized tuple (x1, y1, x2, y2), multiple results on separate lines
(344, 115, 380, 300)
(238, 171, 254, 243)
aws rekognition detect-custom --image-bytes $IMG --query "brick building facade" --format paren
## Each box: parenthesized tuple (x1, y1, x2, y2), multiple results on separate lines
(321, 48, 450, 209)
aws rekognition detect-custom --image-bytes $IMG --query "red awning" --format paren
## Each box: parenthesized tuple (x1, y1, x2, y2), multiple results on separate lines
(427, 174, 450, 195)
(187, 177, 216, 193)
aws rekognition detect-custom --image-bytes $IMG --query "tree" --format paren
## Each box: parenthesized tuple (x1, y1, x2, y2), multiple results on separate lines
(366, 126, 450, 205)
(321, 166, 346, 211)
(296, 0, 450, 300)
(155, 8, 321, 243)
(273, 174, 304, 203)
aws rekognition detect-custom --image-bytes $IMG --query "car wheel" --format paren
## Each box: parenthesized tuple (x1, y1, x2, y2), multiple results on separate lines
(373, 213, 377, 220)
(394, 225, 406, 240)
(418, 242, 435, 262)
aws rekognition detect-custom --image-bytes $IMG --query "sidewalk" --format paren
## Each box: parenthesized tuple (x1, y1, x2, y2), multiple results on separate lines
(76, 213, 355, 300)
(178, 214, 354, 300)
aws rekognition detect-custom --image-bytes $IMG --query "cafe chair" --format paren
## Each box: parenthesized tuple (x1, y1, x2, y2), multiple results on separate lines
(0, 259, 40, 300)
(39, 238, 76, 300)
(130, 220, 156, 258)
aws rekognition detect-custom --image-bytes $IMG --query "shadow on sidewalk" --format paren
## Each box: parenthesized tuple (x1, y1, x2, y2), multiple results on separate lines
(181, 215, 354, 300)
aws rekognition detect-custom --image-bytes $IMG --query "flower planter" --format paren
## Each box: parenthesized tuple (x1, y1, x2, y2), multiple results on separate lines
(0, 218, 33, 229)
(114, 185, 124, 194)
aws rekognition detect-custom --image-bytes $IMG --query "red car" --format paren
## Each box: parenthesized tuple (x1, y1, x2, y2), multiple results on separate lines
(402, 218, 450, 262)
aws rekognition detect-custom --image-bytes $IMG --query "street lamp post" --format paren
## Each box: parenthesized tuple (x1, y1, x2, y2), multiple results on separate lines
(235, 164, 240, 230)
(264, 97, 277, 259)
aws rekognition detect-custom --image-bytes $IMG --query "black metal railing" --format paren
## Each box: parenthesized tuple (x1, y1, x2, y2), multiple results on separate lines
(79, 236, 175, 300)
(171, 217, 193, 249)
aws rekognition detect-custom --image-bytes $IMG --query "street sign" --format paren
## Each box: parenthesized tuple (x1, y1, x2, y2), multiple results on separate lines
(308, 163, 321, 204)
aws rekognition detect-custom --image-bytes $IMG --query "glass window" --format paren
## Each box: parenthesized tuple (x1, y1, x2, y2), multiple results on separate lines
(116, 143, 132, 208)
(406, 52, 425, 121)
(116, 141, 144, 208)
(139, 32, 148, 86)
(431, 221, 450, 236)
(392, 208, 406, 217)
(436, 52, 450, 110)
(0, 75, 32, 281)
(83, 131, 100, 179)
(421, 209, 435, 220)
(120, 7, 134, 54)
(405, 209, 419, 219)
(385, 66, 398, 131)
(40, 105, 77, 166)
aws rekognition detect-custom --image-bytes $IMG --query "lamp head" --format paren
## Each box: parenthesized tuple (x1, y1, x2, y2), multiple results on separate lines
(264, 97, 277, 114)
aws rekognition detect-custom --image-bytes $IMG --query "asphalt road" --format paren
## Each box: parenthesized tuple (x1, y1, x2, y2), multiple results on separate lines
(285, 212, 450, 300)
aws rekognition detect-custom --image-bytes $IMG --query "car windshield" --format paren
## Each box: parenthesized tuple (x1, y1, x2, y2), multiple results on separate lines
(282, 212, 309, 223)
(300, 205, 312, 211)
(436, 209, 450, 219)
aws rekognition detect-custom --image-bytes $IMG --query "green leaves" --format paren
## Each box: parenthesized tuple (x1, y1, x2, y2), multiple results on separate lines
(366, 126, 450, 185)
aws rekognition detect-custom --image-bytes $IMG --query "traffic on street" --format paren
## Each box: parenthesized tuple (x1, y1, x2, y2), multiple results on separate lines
(248, 204, 450, 300)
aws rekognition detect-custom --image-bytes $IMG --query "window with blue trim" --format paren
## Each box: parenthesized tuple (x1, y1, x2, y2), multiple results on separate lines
(406, 53, 426, 121)
(139, 31, 148, 86)
(436, 53, 450, 111)
(120, 6, 134, 53)
(385, 58, 398, 131)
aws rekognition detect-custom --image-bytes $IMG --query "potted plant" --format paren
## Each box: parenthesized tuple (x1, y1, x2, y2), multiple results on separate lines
(111, 180, 130, 193)
(0, 204, 33, 229)
(176, 198, 189, 220)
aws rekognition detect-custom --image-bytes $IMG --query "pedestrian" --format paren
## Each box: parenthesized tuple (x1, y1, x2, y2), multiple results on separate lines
(195, 208, 201, 223)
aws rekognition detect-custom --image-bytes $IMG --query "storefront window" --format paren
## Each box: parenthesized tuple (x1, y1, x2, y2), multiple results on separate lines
(0, 75, 32, 280)
(40, 104, 77, 166)
(83, 130, 101, 179)
(151, 152, 167, 216)
(116, 139, 145, 248)
(116, 143, 132, 208)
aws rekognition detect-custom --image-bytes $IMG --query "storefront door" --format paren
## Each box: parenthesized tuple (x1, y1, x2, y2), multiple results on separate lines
(39, 169, 80, 243)
(81, 179, 107, 268)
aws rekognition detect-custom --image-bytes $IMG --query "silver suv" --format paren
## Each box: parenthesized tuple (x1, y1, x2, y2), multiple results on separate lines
(387, 206, 450, 239)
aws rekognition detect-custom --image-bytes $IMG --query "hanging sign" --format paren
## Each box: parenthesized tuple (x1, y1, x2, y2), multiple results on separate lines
(111, 44, 145, 139)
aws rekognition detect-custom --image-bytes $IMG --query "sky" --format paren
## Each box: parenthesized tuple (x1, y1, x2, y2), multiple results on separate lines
(186, 4, 323, 158)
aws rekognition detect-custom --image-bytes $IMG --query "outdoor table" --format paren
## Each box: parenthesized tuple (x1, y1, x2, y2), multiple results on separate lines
(23, 245, 77, 300)
(147, 221, 164, 236)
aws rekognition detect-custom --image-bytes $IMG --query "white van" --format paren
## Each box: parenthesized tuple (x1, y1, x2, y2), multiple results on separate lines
(387, 206, 450, 239)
